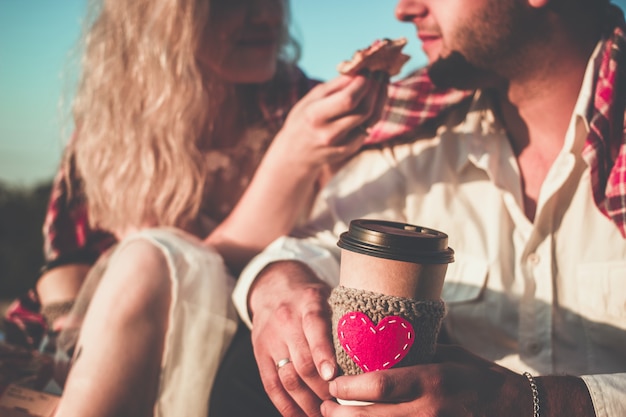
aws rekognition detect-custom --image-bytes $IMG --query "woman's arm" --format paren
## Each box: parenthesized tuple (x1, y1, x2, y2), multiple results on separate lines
(53, 240, 170, 417)
(205, 74, 388, 272)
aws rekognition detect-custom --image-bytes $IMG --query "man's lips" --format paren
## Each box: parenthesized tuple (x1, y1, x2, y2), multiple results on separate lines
(417, 32, 442, 58)
(418, 32, 441, 42)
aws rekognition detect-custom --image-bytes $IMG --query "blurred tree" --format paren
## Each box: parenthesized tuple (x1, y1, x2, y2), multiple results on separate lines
(0, 181, 52, 300)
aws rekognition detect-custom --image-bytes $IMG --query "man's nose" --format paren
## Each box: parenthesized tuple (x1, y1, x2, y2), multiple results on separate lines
(395, 0, 428, 23)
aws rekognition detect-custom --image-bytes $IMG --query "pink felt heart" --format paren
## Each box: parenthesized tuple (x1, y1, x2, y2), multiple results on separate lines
(337, 311, 414, 372)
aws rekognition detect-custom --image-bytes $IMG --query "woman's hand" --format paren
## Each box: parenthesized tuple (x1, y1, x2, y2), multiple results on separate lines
(269, 72, 389, 171)
(205, 73, 388, 272)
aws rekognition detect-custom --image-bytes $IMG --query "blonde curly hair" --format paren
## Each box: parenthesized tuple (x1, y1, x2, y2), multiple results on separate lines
(66, 0, 298, 234)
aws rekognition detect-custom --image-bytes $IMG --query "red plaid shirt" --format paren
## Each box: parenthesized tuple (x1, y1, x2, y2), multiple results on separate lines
(581, 6, 626, 238)
(367, 69, 472, 144)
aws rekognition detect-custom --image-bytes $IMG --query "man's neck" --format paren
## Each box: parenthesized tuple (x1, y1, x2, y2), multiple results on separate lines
(494, 37, 598, 220)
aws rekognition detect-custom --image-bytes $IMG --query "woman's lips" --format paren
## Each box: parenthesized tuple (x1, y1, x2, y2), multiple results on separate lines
(237, 30, 278, 48)
(239, 36, 275, 44)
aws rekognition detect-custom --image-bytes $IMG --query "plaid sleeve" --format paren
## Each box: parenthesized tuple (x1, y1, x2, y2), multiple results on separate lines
(41, 154, 116, 272)
(581, 8, 626, 238)
(367, 67, 474, 144)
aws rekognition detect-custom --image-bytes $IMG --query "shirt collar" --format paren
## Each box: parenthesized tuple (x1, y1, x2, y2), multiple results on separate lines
(568, 40, 604, 153)
(446, 40, 605, 174)
(441, 89, 508, 174)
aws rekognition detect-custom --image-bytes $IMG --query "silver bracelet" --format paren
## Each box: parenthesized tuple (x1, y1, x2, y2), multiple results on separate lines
(523, 372, 540, 417)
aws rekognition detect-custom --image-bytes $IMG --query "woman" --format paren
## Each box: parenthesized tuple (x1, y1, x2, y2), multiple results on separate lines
(42, 0, 387, 415)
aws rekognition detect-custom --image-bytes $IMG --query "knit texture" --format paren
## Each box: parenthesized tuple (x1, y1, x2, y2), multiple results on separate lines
(329, 285, 446, 375)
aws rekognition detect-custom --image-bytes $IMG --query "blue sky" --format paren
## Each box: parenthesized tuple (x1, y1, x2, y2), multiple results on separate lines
(1, 1, 625, 186)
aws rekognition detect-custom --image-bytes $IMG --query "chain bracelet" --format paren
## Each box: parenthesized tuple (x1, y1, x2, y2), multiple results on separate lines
(523, 372, 540, 417)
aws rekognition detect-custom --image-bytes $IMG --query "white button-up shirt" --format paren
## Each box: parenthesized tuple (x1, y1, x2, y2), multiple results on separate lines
(235, 44, 626, 416)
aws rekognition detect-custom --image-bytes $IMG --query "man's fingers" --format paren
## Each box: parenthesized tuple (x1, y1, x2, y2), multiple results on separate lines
(256, 343, 322, 417)
(321, 399, 417, 417)
(252, 306, 330, 415)
(277, 361, 325, 417)
(301, 304, 338, 382)
(258, 355, 307, 417)
(273, 341, 326, 417)
(285, 288, 336, 400)
(321, 400, 382, 417)
(329, 368, 423, 403)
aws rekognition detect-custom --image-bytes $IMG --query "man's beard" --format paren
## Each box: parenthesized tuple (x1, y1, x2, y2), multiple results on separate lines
(428, 0, 542, 90)
(428, 52, 502, 90)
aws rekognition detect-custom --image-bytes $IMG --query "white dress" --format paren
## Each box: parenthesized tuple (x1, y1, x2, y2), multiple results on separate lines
(58, 227, 239, 417)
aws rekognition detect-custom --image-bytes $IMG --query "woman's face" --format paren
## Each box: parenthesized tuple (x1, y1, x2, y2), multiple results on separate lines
(201, 0, 286, 84)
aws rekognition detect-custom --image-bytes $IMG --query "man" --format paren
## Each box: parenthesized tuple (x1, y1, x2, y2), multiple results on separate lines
(212, 0, 626, 416)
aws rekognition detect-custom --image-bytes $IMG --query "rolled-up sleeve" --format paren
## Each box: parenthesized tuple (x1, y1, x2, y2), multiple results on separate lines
(232, 144, 408, 328)
(582, 374, 626, 417)
(233, 236, 341, 328)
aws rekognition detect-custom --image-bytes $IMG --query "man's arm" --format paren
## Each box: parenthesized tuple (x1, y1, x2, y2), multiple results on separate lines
(233, 235, 342, 328)
(582, 374, 626, 417)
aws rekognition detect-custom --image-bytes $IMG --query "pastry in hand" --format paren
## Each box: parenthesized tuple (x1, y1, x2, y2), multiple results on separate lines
(337, 37, 410, 76)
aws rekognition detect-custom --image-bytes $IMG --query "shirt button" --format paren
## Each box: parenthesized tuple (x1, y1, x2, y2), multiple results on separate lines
(527, 253, 540, 265)
(527, 341, 542, 355)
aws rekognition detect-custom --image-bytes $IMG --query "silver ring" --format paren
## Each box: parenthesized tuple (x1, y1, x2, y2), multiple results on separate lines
(276, 358, 291, 370)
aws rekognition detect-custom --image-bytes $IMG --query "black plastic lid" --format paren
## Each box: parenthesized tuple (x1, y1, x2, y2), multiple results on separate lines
(337, 219, 454, 264)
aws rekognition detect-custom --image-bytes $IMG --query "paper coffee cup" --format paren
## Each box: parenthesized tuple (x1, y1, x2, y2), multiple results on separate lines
(330, 219, 454, 380)
(337, 219, 453, 298)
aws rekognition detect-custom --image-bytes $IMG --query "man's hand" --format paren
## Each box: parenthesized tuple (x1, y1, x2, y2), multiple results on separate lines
(249, 260, 338, 417)
(321, 345, 527, 416)
(321, 344, 596, 417)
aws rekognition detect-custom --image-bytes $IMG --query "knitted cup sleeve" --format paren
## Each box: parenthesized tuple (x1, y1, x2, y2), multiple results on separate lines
(329, 285, 446, 376)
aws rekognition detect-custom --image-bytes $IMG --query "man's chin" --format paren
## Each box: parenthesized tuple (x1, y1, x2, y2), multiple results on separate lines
(428, 52, 498, 90)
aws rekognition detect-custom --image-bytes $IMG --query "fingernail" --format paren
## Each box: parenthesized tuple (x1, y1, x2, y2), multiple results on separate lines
(328, 379, 337, 395)
(321, 362, 335, 381)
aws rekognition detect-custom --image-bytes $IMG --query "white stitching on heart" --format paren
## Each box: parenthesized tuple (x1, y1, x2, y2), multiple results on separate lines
(338, 311, 415, 372)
